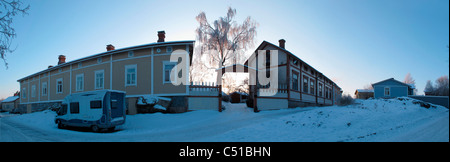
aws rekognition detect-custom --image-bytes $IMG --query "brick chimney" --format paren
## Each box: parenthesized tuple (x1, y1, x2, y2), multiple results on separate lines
(157, 30, 165, 43)
(58, 55, 66, 65)
(106, 44, 115, 51)
(279, 39, 286, 49)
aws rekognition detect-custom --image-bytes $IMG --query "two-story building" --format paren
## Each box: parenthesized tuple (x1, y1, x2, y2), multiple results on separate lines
(244, 39, 342, 110)
(17, 31, 194, 114)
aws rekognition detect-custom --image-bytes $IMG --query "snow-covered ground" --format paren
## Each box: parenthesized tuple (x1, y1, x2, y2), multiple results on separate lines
(1, 97, 448, 142)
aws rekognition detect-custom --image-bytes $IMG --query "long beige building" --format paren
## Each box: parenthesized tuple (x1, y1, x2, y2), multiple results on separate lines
(17, 31, 194, 114)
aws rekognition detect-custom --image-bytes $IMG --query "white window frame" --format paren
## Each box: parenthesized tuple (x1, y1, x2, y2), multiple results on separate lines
(125, 64, 137, 87)
(384, 87, 390, 96)
(163, 61, 177, 84)
(76, 74, 84, 92)
(31, 85, 36, 98)
(56, 78, 63, 94)
(42, 82, 47, 96)
(95, 70, 105, 89)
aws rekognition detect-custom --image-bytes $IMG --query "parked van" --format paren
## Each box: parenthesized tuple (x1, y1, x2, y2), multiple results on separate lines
(55, 90, 126, 132)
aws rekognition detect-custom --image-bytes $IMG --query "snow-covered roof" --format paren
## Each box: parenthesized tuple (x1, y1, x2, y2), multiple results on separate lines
(18, 40, 195, 82)
(356, 89, 374, 93)
(407, 83, 415, 89)
(372, 78, 414, 89)
(1, 96, 19, 103)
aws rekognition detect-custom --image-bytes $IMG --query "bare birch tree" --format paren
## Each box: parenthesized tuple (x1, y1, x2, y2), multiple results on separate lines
(403, 73, 418, 95)
(195, 7, 258, 69)
(194, 7, 258, 91)
(0, 0, 30, 68)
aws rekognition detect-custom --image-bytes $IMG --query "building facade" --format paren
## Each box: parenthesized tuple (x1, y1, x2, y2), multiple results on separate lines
(245, 40, 342, 110)
(17, 31, 194, 114)
(372, 78, 414, 99)
(354, 89, 374, 99)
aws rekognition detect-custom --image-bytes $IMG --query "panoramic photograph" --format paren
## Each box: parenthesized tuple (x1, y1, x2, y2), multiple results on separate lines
(0, 0, 448, 149)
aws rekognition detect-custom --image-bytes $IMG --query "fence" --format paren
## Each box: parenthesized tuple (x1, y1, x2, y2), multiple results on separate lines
(188, 82, 221, 110)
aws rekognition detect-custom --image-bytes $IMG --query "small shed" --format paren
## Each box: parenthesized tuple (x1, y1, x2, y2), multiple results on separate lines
(372, 78, 414, 99)
(354, 89, 374, 99)
(1, 96, 20, 112)
(230, 91, 249, 103)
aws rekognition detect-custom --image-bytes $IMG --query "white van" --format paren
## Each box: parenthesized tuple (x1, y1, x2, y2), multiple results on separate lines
(55, 90, 126, 132)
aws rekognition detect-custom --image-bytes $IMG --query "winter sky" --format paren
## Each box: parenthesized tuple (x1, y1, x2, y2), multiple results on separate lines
(0, 0, 448, 99)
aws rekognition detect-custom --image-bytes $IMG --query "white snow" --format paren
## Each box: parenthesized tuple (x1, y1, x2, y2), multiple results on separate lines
(1, 97, 448, 142)
(1, 96, 19, 103)
(136, 95, 171, 105)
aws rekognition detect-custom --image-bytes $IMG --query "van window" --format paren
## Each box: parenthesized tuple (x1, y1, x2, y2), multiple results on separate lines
(70, 102, 79, 114)
(90, 100, 102, 109)
(58, 104, 68, 116)
(111, 100, 118, 109)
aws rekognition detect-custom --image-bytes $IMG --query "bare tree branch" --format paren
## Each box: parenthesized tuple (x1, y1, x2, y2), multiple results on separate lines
(0, 0, 30, 69)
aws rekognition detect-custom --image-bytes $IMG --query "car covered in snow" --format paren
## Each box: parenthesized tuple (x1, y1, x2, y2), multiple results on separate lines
(55, 90, 126, 132)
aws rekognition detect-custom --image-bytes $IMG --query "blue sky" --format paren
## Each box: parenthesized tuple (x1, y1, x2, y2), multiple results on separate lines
(0, 0, 448, 99)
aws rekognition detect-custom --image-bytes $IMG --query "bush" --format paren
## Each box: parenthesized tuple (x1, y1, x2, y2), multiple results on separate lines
(338, 94, 354, 106)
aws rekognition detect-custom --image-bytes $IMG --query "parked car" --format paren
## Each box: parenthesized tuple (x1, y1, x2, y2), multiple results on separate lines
(55, 90, 126, 132)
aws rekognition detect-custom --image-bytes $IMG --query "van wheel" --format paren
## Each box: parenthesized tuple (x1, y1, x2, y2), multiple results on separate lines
(107, 127, 116, 132)
(91, 125, 100, 132)
(57, 121, 65, 129)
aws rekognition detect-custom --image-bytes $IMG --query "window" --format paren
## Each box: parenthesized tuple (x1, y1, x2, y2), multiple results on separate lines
(70, 102, 79, 114)
(90, 100, 102, 109)
(78, 62, 82, 68)
(97, 57, 102, 63)
(292, 73, 299, 91)
(111, 100, 118, 109)
(31, 85, 36, 98)
(128, 51, 134, 57)
(42, 82, 47, 96)
(319, 83, 323, 97)
(95, 70, 104, 89)
(58, 104, 68, 116)
(163, 62, 176, 84)
(265, 50, 271, 66)
(56, 78, 63, 94)
(384, 87, 390, 96)
(303, 75, 309, 93)
(329, 88, 332, 99)
(310, 78, 315, 95)
(125, 65, 137, 86)
(76, 74, 84, 91)
(167, 46, 173, 52)
(22, 87, 26, 99)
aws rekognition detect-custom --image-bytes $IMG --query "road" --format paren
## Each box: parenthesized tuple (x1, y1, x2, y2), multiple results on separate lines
(0, 118, 62, 142)
(0, 105, 314, 142)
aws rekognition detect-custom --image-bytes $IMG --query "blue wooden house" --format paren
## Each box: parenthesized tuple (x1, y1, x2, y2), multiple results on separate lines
(371, 78, 415, 99)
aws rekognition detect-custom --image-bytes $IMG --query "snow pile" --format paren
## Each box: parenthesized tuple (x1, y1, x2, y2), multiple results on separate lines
(202, 97, 449, 142)
(137, 95, 172, 111)
(1, 97, 448, 142)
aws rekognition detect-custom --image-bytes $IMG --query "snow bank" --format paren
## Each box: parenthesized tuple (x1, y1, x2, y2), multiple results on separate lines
(137, 95, 172, 111)
(2, 97, 448, 142)
(202, 97, 449, 142)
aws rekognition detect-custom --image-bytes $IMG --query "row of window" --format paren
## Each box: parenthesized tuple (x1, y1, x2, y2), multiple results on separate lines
(22, 63, 176, 99)
(58, 100, 120, 115)
(291, 73, 333, 99)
